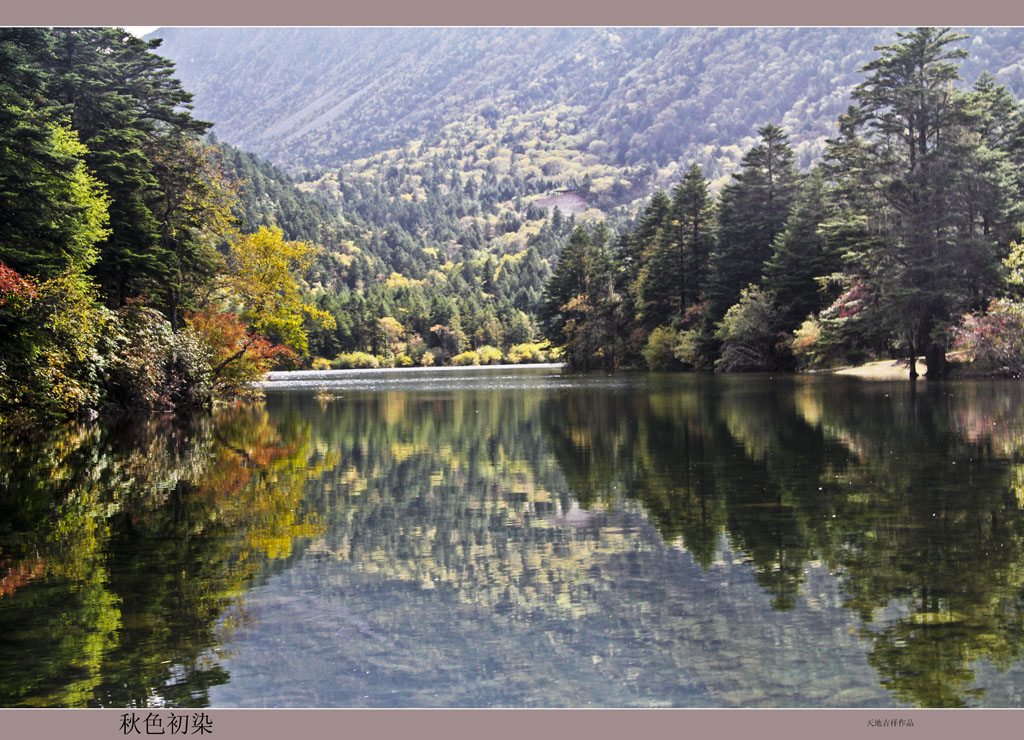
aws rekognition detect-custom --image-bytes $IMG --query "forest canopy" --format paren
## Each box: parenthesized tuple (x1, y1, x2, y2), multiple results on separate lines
(538, 28, 1024, 379)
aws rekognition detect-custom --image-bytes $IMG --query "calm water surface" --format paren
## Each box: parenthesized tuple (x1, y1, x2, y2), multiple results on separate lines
(3, 367, 1024, 707)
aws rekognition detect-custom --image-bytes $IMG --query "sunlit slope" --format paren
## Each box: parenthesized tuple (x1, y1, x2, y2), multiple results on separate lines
(149, 27, 1024, 187)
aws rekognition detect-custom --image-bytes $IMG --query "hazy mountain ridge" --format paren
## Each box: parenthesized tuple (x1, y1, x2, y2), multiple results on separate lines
(150, 26, 1024, 179)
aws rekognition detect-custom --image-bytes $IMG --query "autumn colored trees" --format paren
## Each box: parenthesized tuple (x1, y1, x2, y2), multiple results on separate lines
(6, 24, 1024, 428)
(0, 30, 336, 427)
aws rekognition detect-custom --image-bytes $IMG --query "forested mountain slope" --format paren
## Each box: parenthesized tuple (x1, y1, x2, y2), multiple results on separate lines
(149, 27, 1024, 185)
(144, 26, 1024, 379)
(5, 25, 1024, 430)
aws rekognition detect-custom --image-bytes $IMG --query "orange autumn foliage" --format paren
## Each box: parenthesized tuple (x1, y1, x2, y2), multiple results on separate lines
(186, 309, 298, 399)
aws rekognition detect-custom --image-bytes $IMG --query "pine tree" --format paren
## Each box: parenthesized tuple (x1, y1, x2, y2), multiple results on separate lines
(762, 168, 840, 333)
(706, 124, 799, 325)
(149, 135, 237, 330)
(828, 27, 1017, 378)
(963, 73, 1023, 248)
(615, 190, 670, 343)
(539, 225, 618, 370)
(44, 28, 213, 308)
(0, 29, 109, 279)
(636, 223, 679, 331)
(539, 226, 597, 347)
(669, 162, 716, 317)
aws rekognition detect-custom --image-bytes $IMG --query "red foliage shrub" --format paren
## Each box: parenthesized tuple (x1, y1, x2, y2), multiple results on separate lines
(187, 309, 297, 399)
(0, 263, 37, 307)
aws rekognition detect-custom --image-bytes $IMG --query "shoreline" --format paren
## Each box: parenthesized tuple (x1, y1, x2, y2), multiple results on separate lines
(260, 356, 1016, 386)
(820, 357, 929, 381)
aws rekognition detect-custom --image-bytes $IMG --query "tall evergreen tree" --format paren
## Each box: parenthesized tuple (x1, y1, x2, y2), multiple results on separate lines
(706, 124, 799, 325)
(762, 168, 840, 333)
(43, 28, 212, 307)
(539, 224, 618, 370)
(636, 223, 679, 332)
(669, 162, 716, 317)
(149, 135, 237, 330)
(0, 29, 109, 279)
(828, 27, 1017, 377)
(963, 73, 1024, 247)
(613, 190, 670, 350)
(636, 169, 717, 333)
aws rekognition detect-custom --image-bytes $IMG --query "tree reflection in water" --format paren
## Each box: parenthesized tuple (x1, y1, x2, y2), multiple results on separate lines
(543, 376, 1024, 706)
(3, 374, 1024, 707)
(0, 405, 332, 706)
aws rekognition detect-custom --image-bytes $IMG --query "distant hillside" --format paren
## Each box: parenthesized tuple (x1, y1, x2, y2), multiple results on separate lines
(150, 26, 1024, 188)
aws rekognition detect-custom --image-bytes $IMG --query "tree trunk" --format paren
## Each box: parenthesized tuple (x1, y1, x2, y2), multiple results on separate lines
(925, 341, 947, 379)
(212, 335, 259, 379)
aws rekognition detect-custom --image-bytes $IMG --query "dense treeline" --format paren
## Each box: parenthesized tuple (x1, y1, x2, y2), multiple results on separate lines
(6, 26, 1024, 429)
(294, 136, 574, 367)
(0, 27, 566, 429)
(213, 121, 577, 368)
(540, 28, 1024, 379)
(0, 28, 334, 428)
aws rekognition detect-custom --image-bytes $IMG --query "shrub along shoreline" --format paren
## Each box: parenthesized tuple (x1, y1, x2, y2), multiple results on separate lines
(312, 341, 559, 371)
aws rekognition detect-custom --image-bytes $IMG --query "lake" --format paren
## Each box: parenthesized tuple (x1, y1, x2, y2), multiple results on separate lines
(2, 366, 1024, 707)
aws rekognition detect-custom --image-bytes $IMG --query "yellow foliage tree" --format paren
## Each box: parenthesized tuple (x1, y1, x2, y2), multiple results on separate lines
(193, 227, 336, 393)
(219, 226, 335, 356)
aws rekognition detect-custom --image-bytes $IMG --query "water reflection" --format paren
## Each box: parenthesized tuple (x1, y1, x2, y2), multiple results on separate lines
(0, 407, 330, 706)
(544, 376, 1024, 706)
(2, 372, 1024, 707)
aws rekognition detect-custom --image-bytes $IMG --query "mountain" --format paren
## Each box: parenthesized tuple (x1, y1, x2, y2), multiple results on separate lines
(138, 26, 1024, 369)
(149, 26, 1024, 188)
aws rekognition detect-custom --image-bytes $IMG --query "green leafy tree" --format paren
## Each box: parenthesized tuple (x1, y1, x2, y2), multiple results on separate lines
(641, 326, 683, 370)
(207, 226, 335, 386)
(714, 285, 787, 372)
(0, 269, 112, 426)
(0, 29, 111, 279)
(149, 136, 237, 331)
(0, 38, 115, 425)
(0, 28, 109, 280)
(0, 123, 110, 279)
